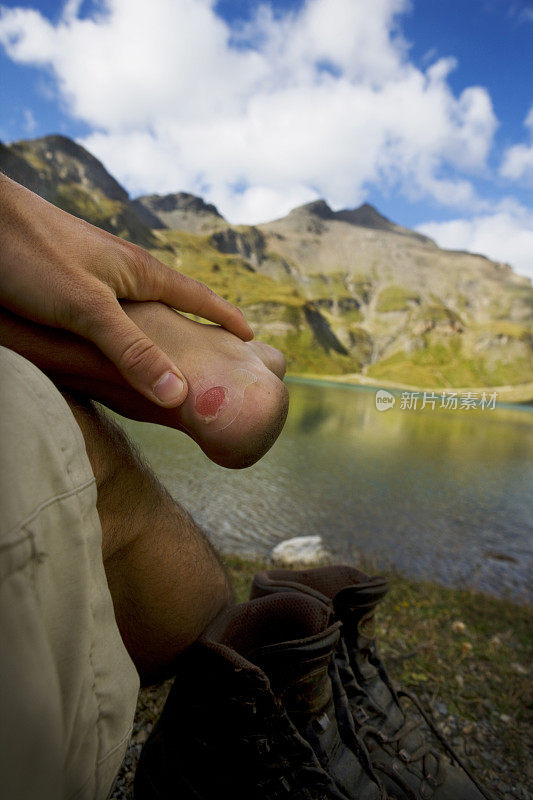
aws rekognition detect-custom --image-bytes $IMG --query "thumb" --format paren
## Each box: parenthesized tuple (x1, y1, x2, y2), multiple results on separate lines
(83, 302, 188, 407)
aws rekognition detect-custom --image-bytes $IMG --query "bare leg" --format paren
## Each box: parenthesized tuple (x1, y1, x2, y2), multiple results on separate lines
(66, 394, 232, 686)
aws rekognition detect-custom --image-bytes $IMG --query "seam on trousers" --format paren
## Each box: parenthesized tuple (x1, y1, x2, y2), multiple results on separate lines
(66, 726, 134, 800)
(97, 726, 135, 767)
(0, 477, 97, 546)
(76, 482, 107, 800)
(83, 507, 101, 800)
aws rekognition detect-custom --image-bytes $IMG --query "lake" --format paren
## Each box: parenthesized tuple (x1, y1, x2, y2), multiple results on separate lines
(118, 378, 533, 604)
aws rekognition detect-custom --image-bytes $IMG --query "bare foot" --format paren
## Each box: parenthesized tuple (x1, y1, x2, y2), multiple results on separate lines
(0, 302, 289, 468)
(121, 302, 289, 467)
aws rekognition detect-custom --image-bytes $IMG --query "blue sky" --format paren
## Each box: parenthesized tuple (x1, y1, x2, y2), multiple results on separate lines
(1, 0, 532, 277)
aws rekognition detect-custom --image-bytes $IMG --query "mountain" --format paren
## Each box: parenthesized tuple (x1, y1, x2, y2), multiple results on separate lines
(0, 135, 156, 247)
(2, 134, 532, 389)
(133, 192, 224, 233)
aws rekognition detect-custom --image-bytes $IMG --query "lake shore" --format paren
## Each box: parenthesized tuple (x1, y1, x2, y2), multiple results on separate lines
(287, 372, 533, 406)
(111, 556, 531, 800)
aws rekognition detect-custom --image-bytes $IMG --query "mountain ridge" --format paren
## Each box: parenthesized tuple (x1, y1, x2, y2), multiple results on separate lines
(1, 134, 531, 389)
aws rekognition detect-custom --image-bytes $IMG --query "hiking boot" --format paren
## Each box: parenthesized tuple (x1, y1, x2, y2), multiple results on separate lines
(135, 593, 385, 800)
(251, 566, 495, 800)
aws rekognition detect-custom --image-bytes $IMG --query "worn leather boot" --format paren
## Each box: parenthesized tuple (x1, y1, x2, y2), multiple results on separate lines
(135, 593, 385, 800)
(251, 566, 495, 800)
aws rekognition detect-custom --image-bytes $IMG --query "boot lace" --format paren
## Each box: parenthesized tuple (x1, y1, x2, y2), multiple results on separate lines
(345, 640, 494, 800)
(396, 689, 494, 800)
(230, 694, 344, 800)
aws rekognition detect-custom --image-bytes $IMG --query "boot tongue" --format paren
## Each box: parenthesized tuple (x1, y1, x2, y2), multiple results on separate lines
(218, 594, 333, 661)
(333, 577, 389, 632)
(217, 593, 339, 703)
(253, 564, 373, 605)
(249, 621, 341, 698)
(245, 599, 382, 800)
(334, 578, 405, 733)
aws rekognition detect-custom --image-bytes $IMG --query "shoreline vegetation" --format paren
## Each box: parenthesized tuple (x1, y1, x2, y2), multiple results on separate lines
(286, 372, 533, 406)
(112, 555, 532, 800)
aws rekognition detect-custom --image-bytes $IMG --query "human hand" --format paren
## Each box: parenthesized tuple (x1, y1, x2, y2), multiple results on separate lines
(0, 174, 253, 407)
(0, 302, 288, 468)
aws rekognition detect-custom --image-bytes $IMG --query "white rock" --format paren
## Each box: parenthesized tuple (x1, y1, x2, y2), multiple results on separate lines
(270, 536, 332, 568)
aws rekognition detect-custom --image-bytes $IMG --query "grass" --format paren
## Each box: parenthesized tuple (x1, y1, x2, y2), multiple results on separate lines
(11, 142, 50, 173)
(153, 230, 533, 386)
(54, 184, 124, 227)
(473, 321, 533, 341)
(52, 184, 156, 247)
(260, 329, 361, 374)
(376, 285, 421, 312)
(152, 231, 302, 307)
(367, 339, 533, 388)
(224, 555, 532, 775)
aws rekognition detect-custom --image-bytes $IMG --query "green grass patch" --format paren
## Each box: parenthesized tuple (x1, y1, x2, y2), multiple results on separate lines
(474, 321, 533, 341)
(376, 285, 421, 312)
(368, 340, 533, 387)
(11, 143, 50, 173)
(53, 183, 124, 226)
(153, 231, 302, 307)
(419, 301, 463, 326)
(260, 329, 361, 375)
(53, 184, 156, 247)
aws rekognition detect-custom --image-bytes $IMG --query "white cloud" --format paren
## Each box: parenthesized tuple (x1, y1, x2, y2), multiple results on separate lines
(519, 7, 533, 24)
(417, 201, 533, 281)
(23, 108, 37, 133)
(0, 0, 499, 223)
(500, 107, 533, 183)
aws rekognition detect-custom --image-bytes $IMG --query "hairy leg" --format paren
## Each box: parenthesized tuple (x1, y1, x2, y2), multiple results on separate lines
(66, 394, 232, 686)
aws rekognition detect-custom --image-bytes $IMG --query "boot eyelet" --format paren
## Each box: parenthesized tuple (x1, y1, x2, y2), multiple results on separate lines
(399, 748, 411, 762)
(256, 738, 271, 755)
(312, 712, 330, 733)
(353, 706, 369, 724)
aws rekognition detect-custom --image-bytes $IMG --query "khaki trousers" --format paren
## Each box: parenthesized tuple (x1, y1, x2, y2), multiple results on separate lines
(0, 347, 139, 800)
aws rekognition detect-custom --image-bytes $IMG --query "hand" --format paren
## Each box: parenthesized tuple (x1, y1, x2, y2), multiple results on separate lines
(0, 303, 288, 468)
(0, 174, 253, 407)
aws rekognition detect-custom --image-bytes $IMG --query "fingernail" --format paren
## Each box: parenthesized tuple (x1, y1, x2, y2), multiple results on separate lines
(153, 372, 184, 404)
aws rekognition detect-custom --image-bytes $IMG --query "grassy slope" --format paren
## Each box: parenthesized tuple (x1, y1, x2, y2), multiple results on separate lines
(149, 230, 533, 390)
(366, 341, 533, 389)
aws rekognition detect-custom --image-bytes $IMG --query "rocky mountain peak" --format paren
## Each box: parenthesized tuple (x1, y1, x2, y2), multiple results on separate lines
(133, 191, 225, 233)
(336, 202, 394, 231)
(136, 192, 223, 218)
(10, 134, 130, 202)
(282, 199, 397, 233)
(289, 199, 335, 220)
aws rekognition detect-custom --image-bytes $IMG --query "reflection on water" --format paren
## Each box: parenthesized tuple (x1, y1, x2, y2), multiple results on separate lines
(118, 378, 533, 603)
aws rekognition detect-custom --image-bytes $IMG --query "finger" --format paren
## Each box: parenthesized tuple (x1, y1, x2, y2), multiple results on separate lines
(82, 299, 188, 407)
(128, 252, 254, 341)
